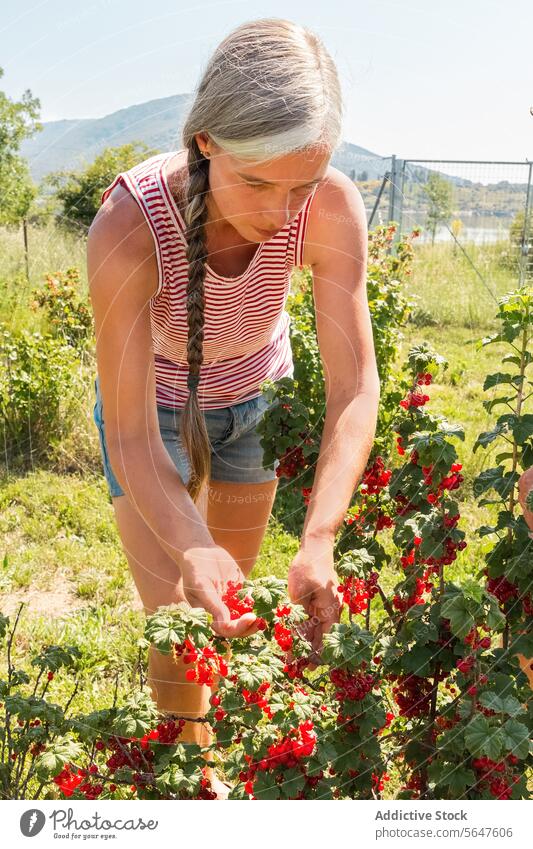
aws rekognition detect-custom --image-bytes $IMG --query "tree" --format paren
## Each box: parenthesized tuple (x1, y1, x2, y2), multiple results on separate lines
(0, 66, 41, 227)
(44, 142, 160, 235)
(424, 173, 453, 245)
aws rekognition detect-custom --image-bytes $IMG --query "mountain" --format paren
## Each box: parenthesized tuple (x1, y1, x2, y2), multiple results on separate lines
(20, 94, 390, 183)
(21, 94, 192, 182)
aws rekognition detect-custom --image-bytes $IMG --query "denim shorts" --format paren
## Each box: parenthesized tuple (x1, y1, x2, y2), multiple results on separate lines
(92, 376, 280, 498)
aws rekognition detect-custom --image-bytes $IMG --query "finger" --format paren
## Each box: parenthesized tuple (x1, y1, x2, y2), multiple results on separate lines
(187, 585, 255, 638)
(213, 612, 259, 638)
(311, 623, 324, 656)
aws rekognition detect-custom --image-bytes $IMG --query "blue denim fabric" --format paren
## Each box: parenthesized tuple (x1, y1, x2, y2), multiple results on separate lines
(92, 376, 280, 498)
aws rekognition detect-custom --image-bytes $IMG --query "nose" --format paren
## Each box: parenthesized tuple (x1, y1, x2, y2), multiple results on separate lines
(262, 204, 291, 232)
(262, 188, 299, 228)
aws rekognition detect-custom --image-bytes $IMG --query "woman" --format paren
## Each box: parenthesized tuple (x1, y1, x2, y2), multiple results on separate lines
(87, 18, 379, 794)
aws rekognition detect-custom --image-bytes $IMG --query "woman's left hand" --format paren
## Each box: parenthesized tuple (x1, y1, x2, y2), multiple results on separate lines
(287, 537, 342, 658)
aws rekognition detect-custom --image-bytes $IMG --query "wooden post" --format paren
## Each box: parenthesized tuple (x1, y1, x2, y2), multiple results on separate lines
(22, 218, 30, 282)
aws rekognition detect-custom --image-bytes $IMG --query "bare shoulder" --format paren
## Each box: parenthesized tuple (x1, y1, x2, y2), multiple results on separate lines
(302, 165, 367, 269)
(88, 183, 159, 291)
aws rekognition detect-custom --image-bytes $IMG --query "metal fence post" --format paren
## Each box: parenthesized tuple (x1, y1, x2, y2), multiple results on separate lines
(396, 159, 406, 243)
(388, 154, 397, 225)
(519, 161, 532, 287)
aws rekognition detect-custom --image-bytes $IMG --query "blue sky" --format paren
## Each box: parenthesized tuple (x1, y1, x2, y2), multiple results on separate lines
(2, 0, 532, 161)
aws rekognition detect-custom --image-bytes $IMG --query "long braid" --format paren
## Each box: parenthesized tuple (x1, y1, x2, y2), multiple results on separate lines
(179, 138, 212, 502)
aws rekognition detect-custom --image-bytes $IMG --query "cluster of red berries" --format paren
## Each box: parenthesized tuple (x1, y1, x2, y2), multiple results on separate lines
(221, 580, 267, 629)
(53, 763, 89, 798)
(173, 638, 228, 686)
(239, 720, 317, 796)
(417, 536, 467, 567)
(400, 546, 416, 569)
(222, 580, 254, 618)
(456, 655, 476, 675)
(471, 755, 520, 799)
(392, 577, 431, 613)
(360, 457, 392, 495)
(103, 723, 192, 796)
(372, 771, 391, 792)
(240, 682, 273, 719)
(399, 391, 430, 410)
(390, 673, 433, 718)
(396, 434, 406, 456)
(375, 511, 395, 530)
(337, 572, 379, 615)
(393, 493, 418, 516)
(486, 574, 519, 607)
(402, 769, 424, 797)
(463, 626, 492, 651)
(275, 433, 313, 479)
(283, 657, 310, 679)
(329, 667, 376, 702)
(273, 605, 294, 652)
(522, 594, 533, 616)
(443, 513, 461, 528)
(302, 486, 313, 506)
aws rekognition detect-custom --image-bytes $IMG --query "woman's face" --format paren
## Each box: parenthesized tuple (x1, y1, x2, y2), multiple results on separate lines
(196, 133, 331, 242)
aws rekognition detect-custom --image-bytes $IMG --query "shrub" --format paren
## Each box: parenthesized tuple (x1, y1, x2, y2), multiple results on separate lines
(30, 267, 93, 354)
(0, 327, 82, 467)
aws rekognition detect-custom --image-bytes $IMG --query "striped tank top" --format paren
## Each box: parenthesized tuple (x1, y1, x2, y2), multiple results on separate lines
(100, 150, 317, 410)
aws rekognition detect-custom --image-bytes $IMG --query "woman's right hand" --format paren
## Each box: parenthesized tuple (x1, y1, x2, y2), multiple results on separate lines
(179, 544, 259, 638)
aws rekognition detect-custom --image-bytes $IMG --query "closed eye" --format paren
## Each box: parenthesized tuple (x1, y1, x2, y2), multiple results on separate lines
(247, 182, 318, 190)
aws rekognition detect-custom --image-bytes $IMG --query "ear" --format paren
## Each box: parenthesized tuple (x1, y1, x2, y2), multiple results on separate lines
(194, 132, 213, 158)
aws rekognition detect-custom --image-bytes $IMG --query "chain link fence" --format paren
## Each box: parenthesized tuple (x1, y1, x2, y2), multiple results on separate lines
(363, 157, 532, 288)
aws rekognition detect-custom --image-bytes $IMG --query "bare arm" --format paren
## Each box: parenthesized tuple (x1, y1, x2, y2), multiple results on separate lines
(287, 171, 379, 651)
(301, 174, 379, 544)
(87, 187, 257, 636)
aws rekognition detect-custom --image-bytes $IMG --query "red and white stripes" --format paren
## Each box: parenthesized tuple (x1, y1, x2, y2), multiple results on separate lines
(101, 150, 317, 410)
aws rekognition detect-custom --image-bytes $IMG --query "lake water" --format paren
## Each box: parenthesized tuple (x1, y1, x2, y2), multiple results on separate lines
(400, 213, 513, 245)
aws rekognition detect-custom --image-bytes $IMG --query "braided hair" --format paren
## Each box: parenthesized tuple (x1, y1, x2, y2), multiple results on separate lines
(178, 138, 211, 503)
(178, 17, 343, 503)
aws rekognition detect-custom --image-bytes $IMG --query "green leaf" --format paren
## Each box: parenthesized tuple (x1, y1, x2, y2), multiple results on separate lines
(478, 691, 524, 717)
(402, 645, 435, 677)
(501, 719, 529, 759)
(31, 644, 81, 672)
(473, 424, 510, 451)
(35, 740, 84, 781)
(483, 396, 515, 415)
(483, 372, 514, 391)
(430, 760, 476, 796)
(464, 715, 503, 759)
(486, 597, 506, 631)
(473, 466, 517, 499)
(441, 594, 475, 640)
(512, 414, 533, 443)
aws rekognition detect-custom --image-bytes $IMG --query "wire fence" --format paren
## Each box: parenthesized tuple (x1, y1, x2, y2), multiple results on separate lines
(355, 156, 532, 296)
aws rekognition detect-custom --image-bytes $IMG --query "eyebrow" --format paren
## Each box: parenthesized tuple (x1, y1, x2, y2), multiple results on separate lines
(236, 172, 326, 187)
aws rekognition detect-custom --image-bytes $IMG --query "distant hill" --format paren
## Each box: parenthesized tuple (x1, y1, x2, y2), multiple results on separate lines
(20, 93, 391, 183)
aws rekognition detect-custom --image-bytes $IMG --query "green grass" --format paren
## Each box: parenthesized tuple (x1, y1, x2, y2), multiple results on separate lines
(405, 240, 522, 329)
